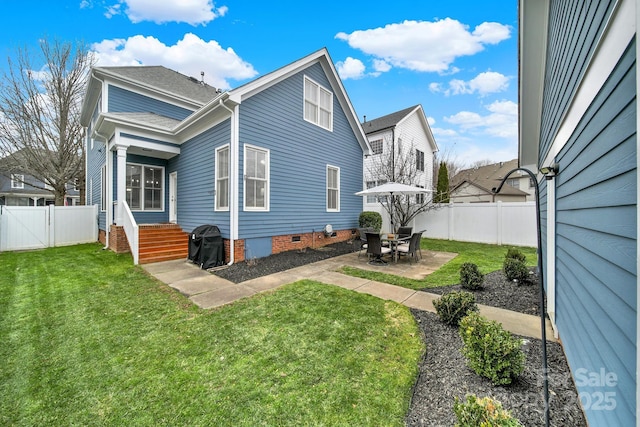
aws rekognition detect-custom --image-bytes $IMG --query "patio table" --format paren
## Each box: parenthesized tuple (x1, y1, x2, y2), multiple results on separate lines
(381, 234, 411, 263)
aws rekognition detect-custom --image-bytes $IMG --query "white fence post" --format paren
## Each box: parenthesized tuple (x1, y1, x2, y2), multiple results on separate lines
(496, 201, 503, 246)
(48, 204, 55, 247)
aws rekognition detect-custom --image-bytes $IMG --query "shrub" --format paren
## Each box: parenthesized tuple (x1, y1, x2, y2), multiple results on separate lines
(503, 258, 530, 284)
(433, 291, 478, 326)
(460, 262, 484, 290)
(453, 394, 523, 427)
(505, 248, 526, 263)
(459, 312, 525, 385)
(358, 211, 382, 231)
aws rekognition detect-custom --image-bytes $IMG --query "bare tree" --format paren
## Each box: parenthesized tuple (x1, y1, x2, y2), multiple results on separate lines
(0, 39, 93, 205)
(365, 132, 439, 229)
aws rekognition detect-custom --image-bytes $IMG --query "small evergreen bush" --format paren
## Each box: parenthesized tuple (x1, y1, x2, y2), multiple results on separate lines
(503, 258, 530, 284)
(358, 211, 382, 231)
(453, 394, 523, 427)
(459, 312, 525, 385)
(460, 262, 484, 290)
(432, 291, 478, 326)
(505, 248, 526, 262)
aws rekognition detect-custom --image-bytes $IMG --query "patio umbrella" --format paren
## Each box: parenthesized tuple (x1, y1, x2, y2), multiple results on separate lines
(355, 182, 432, 231)
(355, 182, 432, 197)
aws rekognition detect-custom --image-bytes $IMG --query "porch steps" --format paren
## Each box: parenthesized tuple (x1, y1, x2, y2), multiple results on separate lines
(138, 224, 189, 264)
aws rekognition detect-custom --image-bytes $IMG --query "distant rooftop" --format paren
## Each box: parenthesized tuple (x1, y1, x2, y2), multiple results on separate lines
(360, 105, 420, 135)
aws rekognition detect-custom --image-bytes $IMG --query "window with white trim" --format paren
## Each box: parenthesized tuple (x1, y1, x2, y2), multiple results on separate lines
(304, 76, 333, 131)
(216, 145, 229, 211)
(327, 165, 340, 211)
(244, 145, 269, 211)
(366, 180, 387, 204)
(126, 163, 164, 211)
(10, 174, 24, 189)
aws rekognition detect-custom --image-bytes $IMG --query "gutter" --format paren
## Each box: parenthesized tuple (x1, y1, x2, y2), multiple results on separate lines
(217, 98, 237, 266)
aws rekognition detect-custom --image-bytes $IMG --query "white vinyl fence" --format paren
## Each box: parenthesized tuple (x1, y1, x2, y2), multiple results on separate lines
(0, 205, 99, 251)
(413, 202, 537, 247)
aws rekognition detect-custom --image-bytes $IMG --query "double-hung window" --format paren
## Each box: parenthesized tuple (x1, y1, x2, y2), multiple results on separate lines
(327, 165, 340, 211)
(216, 145, 230, 211)
(10, 174, 24, 189)
(304, 76, 333, 131)
(126, 163, 164, 211)
(244, 145, 269, 211)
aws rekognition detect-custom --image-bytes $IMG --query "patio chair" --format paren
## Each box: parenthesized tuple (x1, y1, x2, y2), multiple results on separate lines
(365, 232, 392, 264)
(397, 226, 412, 240)
(396, 232, 422, 264)
(357, 227, 374, 257)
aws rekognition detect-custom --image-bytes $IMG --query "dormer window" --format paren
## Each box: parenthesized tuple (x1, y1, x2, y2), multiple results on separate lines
(304, 76, 333, 131)
(11, 174, 24, 189)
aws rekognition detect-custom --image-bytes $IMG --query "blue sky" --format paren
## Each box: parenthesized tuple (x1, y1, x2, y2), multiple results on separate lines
(0, 0, 518, 166)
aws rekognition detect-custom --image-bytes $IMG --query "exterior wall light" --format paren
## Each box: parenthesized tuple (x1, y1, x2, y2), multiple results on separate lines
(540, 163, 559, 177)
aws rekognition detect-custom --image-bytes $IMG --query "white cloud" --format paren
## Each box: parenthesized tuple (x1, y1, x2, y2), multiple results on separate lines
(372, 59, 391, 73)
(336, 57, 366, 80)
(107, 0, 227, 25)
(432, 71, 510, 96)
(427, 116, 436, 126)
(336, 18, 511, 73)
(444, 100, 517, 140)
(91, 33, 257, 89)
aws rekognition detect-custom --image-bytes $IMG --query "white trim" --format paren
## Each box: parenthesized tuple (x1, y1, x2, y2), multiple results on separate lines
(169, 171, 177, 223)
(124, 161, 165, 212)
(546, 178, 558, 338)
(243, 144, 270, 212)
(303, 75, 333, 132)
(326, 164, 340, 212)
(543, 0, 635, 167)
(215, 144, 230, 211)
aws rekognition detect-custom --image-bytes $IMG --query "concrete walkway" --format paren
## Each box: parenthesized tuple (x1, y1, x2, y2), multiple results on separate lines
(142, 251, 556, 342)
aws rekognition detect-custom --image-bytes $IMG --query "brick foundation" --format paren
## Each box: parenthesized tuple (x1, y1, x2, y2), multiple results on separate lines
(272, 228, 356, 254)
(224, 239, 246, 263)
(109, 225, 131, 254)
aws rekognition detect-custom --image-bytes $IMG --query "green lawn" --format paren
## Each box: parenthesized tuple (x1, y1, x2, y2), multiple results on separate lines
(0, 244, 423, 426)
(339, 238, 538, 290)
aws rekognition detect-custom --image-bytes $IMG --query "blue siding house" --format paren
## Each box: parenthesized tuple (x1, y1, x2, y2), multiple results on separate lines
(520, 0, 636, 425)
(80, 48, 371, 264)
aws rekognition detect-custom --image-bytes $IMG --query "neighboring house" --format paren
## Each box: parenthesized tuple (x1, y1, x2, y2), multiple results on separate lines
(0, 152, 80, 206)
(450, 159, 535, 203)
(361, 105, 438, 229)
(520, 0, 636, 425)
(80, 48, 371, 264)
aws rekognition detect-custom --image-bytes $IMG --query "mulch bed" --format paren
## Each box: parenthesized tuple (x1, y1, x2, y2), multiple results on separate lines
(211, 241, 586, 426)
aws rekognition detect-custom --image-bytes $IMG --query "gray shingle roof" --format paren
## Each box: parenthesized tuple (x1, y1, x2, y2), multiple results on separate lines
(451, 159, 528, 195)
(361, 105, 420, 135)
(95, 66, 220, 104)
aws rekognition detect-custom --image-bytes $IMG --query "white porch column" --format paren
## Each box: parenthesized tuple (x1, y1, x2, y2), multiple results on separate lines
(115, 144, 128, 225)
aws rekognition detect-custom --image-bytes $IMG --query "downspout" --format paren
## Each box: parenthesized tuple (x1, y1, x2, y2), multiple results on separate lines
(218, 98, 237, 266)
(94, 130, 111, 250)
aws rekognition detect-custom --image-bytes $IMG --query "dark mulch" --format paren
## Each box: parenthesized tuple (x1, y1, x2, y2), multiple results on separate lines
(211, 242, 586, 426)
(424, 269, 544, 315)
(212, 240, 360, 283)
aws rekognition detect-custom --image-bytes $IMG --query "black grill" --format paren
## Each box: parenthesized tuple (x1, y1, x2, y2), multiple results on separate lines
(188, 225, 224, 269)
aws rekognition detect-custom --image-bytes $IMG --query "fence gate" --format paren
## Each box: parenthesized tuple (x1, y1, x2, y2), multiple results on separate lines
(0, 205, 98, 252)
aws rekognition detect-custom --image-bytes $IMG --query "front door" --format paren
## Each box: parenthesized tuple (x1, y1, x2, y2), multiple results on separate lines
(169, 171, 177, 223)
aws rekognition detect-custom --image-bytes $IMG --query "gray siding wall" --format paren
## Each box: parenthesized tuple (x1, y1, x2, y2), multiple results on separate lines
(108, 85, 193, 120)
(540, 0, 616, 157)
(237, 63, 364, 241)
(85, 105, 107, 230)
(168, 121, 231, 235)
(551, 39, 636, 426)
